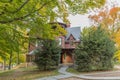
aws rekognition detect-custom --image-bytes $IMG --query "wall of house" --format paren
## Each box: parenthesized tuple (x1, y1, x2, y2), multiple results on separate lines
(64, 35, 78, 49)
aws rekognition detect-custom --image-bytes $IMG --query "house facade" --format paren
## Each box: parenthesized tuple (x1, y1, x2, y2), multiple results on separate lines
(59, 26, 81, 63)
(26, 22, 81, 64)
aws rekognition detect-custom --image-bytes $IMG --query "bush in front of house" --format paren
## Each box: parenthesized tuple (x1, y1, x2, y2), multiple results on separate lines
(75, 26, 116, 72)
(34, 39, 61, 71)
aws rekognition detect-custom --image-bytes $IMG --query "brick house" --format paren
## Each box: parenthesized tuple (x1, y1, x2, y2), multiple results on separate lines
(26, 22, 81, 64)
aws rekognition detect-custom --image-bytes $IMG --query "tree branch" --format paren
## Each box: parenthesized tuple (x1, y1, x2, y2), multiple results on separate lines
(0, 13, 30, 24)
(5, 0, 29, 14)
(0, 0, 29, 16)
(35, 1, 50, 11)
(0, 1, 50, 24)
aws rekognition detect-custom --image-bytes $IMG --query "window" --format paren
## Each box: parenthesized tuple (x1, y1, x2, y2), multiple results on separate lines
(59, 38, 62, 45)
(36, 40, 43, 47)
(35, 40, 38, 47)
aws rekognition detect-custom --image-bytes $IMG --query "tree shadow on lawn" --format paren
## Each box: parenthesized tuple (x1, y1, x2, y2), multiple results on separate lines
(0, 66, 59, 80)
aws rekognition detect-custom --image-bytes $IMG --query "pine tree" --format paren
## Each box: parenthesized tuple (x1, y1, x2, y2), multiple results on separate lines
(34, 39, 61, 71)
(75, 26, 116, 72)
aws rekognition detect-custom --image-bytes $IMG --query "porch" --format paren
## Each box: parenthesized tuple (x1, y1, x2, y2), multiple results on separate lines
(60, 48, 75, 64)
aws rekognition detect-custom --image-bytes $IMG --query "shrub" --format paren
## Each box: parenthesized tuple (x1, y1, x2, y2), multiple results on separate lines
(75, 26, 116, 72)
(34, 39, 61, 71)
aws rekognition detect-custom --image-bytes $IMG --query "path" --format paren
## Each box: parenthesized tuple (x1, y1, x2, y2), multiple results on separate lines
(35, 65, 120, 80)
(35, 65, 73, 80)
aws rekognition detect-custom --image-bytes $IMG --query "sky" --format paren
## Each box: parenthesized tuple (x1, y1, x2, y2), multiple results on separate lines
(68, 0, 120, 28)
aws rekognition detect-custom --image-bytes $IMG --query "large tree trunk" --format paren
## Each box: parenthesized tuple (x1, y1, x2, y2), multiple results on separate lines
(8, 51, 12, 70)
(17, 51, 20, 65)
(3, 58, 6, 70)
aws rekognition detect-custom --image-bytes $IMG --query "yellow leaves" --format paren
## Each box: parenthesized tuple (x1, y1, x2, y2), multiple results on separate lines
(113, 30, 120, 48)
(36, 3, 41, 10)
(114, 50, 120, 61)
(19, 54, 26, 62)
(16, 27, 29, 38)
(57, 0, 69, 23)
(0, 57, 3, 63)
(89, 6, 120, 48)
(51, 24, 67, 38)
(57, 24, 67, 36)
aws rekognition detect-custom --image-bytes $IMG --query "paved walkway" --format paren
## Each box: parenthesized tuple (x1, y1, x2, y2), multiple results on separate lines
(35, 66, 73, 80)
(35, 65, 120, 80)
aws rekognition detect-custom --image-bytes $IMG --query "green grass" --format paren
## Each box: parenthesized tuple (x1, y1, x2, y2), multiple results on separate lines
(67, 66, 119, 75)
(0, 66, 59, 80)
(114, 61, 120, 65)
(0, 69, 15, 76)
(67, 68, 80, 74)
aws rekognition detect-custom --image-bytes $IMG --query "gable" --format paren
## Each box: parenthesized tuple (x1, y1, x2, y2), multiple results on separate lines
(65, 27, 81, 41)
(67, 34, 76, 41)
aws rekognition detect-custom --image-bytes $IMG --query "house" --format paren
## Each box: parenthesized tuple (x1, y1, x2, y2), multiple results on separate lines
(26, 22, 81, 64)
(60, 26, 80, 63)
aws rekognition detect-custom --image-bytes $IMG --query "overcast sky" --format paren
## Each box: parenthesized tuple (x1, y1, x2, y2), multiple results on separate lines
(69, 0, 120, 28)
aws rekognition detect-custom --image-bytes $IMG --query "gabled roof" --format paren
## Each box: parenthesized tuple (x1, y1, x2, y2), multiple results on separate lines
(66, 27, 81, 41)
(67, 34, 76, 40)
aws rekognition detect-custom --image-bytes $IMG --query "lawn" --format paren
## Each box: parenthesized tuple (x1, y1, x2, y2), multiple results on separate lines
(0, 66, 59, 80)
(67, 64, 120, 75)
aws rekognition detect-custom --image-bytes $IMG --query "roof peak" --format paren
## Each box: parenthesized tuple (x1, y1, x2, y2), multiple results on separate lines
(66, 27, 81, 41)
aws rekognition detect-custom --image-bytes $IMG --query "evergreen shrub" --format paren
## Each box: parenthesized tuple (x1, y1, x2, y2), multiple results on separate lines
(75, 26, 116, 72)
(34, 39, 61, 71)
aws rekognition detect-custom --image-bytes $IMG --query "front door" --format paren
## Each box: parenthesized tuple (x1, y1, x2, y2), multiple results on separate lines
(62, 53, 73, 63)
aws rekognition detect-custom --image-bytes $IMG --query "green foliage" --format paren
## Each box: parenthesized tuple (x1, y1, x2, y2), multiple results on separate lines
(75, 26, 116, 72)
(34, 39, 61, 71)
(66, 0, 106, 14)
(0, 0, 105, 69)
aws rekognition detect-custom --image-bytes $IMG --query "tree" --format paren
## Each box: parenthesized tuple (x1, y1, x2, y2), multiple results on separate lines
(0, 24, 28, 69)
(75, 26, 115, 72)
(88, 4, 120, 62)
(88, 5, 120, 46)
(0, 0, 106, 69)
(34, 39, 61, 71)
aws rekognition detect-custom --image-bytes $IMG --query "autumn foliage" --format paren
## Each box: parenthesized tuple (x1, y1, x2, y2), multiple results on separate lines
(89, 6, 120, 61)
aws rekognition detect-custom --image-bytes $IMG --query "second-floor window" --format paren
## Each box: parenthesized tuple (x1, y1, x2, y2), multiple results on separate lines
(59, 38, 62, 45)
(36, 40, 43, 47)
